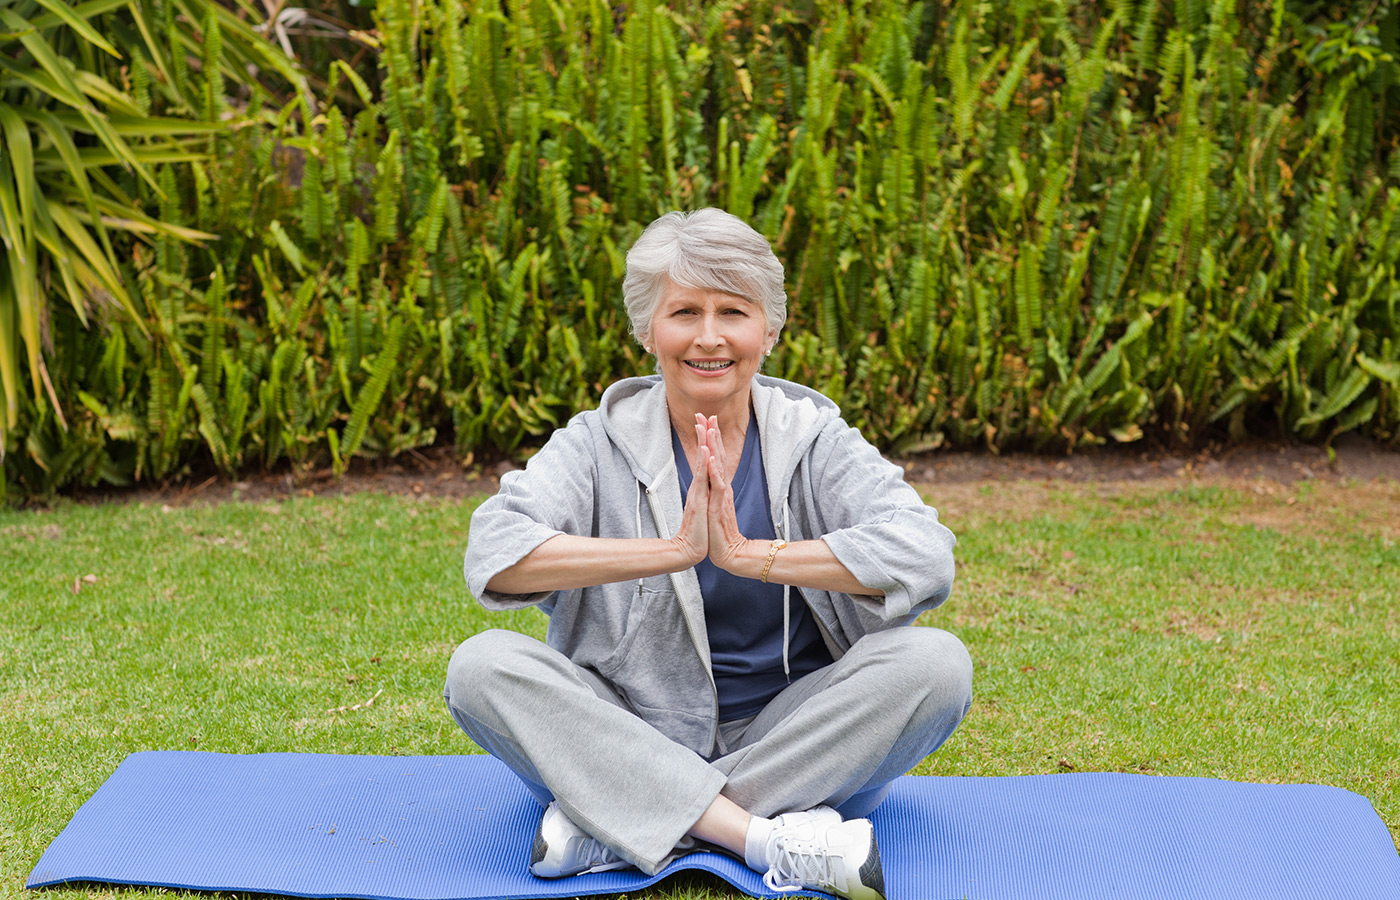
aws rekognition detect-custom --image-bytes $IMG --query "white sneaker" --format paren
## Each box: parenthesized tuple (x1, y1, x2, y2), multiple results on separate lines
(528, 801, 631, 878)
(760, 807, 886, 900)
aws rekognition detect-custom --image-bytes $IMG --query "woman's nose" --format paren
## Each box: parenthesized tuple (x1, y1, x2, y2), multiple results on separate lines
(696, 311, 722, 346)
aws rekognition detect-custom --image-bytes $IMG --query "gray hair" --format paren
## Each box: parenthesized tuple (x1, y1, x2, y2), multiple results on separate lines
(622, 209, 787, 345)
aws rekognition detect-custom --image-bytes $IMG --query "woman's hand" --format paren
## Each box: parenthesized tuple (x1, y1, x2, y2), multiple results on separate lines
(671, 416, 712, 566)
(699, 415, 757, 572)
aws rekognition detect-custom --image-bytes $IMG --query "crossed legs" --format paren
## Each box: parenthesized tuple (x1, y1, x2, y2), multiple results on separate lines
(443, 626, 973, 875)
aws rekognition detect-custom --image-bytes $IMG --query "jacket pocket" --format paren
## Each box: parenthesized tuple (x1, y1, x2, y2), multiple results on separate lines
(586, 580, 715, 753)
(596, 584, 673, 678)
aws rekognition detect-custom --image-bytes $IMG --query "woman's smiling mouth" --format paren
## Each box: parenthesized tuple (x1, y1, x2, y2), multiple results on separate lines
(685, 360, 734, 371)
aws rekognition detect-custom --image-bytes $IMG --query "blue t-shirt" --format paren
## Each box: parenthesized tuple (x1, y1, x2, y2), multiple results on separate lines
(673, 414, 833, 721)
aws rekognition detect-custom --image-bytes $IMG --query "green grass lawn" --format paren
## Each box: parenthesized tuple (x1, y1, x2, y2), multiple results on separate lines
(3, 476, 1397, 900)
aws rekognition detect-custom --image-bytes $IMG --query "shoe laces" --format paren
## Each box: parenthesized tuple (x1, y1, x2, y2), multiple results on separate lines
(763, 833, 838, 894)
(571, 834, 622, 871)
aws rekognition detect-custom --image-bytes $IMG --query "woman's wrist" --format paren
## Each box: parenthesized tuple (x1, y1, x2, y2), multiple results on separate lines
(711, 537, 765, 579)
(758, 539, 787, 583)
(729, 538, 885, 596)
(669, 533, 708, 570)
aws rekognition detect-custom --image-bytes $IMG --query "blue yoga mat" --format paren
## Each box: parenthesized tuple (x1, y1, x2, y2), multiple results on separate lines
(27, 751, 1400, 900)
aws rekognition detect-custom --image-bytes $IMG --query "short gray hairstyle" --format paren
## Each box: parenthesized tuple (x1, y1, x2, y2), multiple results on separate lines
(622, 209, 787, 345)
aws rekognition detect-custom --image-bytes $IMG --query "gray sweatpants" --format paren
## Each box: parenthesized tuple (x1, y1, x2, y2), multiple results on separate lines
(443, 626, 973, 874)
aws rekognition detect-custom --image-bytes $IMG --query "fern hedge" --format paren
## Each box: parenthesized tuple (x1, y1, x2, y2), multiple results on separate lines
(2, 0, 1398, 501)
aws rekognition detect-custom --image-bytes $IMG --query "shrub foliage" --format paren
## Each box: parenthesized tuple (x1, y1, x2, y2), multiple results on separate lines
(3, 0, 1399, 500)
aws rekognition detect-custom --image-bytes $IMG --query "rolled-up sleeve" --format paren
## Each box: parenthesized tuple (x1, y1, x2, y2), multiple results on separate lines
(463, 420, 598, 609)
(812, 423, 956, 619)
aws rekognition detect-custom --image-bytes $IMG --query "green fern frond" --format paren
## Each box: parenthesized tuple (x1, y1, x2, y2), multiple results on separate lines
(374, 131, 404, 243)
(992, 40, 1036, 112)
(340, 316, 403, 463)
(1015, 243, 1043, 348)
(1296, 366, 1372, 429)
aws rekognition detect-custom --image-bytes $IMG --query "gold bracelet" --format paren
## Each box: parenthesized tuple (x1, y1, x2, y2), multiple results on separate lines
(759, 539, 787, 583)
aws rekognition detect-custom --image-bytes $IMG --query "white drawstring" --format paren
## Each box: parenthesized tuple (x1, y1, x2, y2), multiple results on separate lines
(781, 505, 791, 681)
(636, 482, 647, 595)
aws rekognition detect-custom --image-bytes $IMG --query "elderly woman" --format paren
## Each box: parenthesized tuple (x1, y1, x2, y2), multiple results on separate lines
(444, 209, 972, 900)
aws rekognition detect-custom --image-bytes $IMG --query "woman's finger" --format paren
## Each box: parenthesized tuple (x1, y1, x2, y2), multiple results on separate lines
(706, 416, 727, 474)
(694, 417, 708, 480)
(709, 445, 731, 496)
(705, 448, 747, 567)
(706, 451, 739, 527)
(675, 445, 710, 563)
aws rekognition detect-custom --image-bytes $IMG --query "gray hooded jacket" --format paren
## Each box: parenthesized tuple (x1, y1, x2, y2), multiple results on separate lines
(463, 374, 956, 757)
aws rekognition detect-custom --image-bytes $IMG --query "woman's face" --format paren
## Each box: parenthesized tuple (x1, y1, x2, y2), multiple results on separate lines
(648, 281, 775, 416)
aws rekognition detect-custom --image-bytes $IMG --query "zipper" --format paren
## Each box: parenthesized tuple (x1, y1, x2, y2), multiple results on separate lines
(645, 483, 721, 753)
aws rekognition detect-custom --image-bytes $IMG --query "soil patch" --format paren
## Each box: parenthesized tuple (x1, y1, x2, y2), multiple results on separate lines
(900, 432, 1398, 486)
(68, 433, 1397, 509)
